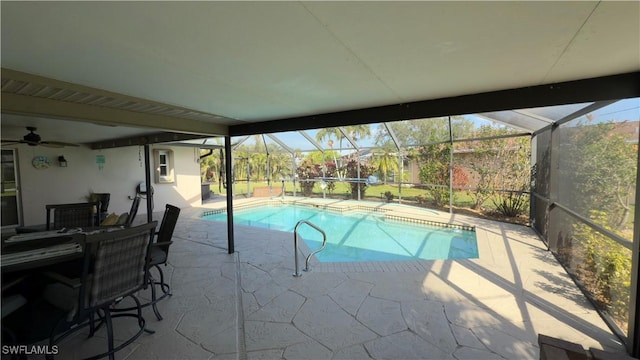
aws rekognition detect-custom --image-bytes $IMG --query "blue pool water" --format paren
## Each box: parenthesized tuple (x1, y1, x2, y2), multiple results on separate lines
(203, 205, 478, 262)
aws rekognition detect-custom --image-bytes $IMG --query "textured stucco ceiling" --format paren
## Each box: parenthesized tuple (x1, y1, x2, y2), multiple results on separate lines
(1, 1, 638, 143)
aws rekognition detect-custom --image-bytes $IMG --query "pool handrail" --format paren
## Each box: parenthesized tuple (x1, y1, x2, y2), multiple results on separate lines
(292, 219, 327, 277)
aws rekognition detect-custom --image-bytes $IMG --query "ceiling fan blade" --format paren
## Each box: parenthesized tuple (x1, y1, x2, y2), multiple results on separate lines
(1, 139, 23, 146)
(1, 139, 40, 146)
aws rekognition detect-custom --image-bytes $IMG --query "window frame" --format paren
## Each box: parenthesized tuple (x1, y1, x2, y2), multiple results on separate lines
(153, 149, 175, 184)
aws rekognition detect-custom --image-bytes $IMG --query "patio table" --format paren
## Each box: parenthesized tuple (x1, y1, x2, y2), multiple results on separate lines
(1, 227, 120, 273)
(1, 231, 82, 274)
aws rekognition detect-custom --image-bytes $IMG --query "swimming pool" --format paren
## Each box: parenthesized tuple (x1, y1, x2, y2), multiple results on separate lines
(203, 205, 478, 262)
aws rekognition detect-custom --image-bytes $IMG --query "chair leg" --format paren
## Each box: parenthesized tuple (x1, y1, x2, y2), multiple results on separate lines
(149, 274, 163, 321)
(104, 308, 115, 360)
(131, 295, 154, 335)
(109, 266, 171, 321)
(88, 311, 96, 338)
(48, 314, 82, 360)
(157, 264, 172, 297)
(149, 264, 172, 321)
(85, 296, 152, 360)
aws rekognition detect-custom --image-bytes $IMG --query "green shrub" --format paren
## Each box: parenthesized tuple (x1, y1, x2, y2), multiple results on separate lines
(574, 210, 631, 328)
(491, 189, 528, 217)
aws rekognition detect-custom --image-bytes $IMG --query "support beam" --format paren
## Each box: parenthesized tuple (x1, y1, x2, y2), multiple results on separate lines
(338, 127, 359, 150)
(90, 132, 210, 149)
(630, 137, 640, 356)
(383, 123, 402, 152)
(2, 68, 231, 136)
(144, 144, 153, 223)
(232, 136, 251, 150)
(266, 134, 295, 154)
(230, 72, 640, 136)
(533, 100, 619, 136)
(225, 136, 235, 254)
(299, 130, 325, 152)
(2, 92, 229, 136)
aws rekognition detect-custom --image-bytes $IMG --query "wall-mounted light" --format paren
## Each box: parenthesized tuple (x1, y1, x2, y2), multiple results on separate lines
(58, 155, 68, 167)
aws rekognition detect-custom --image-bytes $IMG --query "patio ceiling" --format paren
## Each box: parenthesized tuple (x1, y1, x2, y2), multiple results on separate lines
(1, 1, 639, 146)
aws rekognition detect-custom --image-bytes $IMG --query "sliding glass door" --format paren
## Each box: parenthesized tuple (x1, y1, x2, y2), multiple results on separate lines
(1, 149, 20, 227)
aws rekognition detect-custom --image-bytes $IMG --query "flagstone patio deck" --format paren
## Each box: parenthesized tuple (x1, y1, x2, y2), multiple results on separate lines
(53, 197, 625, 359)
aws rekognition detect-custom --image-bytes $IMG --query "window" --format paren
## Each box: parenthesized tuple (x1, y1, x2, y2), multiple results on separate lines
(159, 152, 168, 176)
(154, 149, 174, 183)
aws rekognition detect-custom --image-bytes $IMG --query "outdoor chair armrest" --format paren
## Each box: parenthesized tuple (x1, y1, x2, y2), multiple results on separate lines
(153, 240, 173, 252)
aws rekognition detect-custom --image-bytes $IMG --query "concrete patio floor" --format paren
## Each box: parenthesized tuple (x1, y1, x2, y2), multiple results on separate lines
(52, 197, 626, 359)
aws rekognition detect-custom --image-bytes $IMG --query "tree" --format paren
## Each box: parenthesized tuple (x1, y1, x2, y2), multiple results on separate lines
(458, 127, 530, 210)
(375, 117, 472, 147)
(370, 146, 399, 184)
(324, 161, 338, 193)
(296, 158, 321, 196)
(269, 152, 292, 182)
(315, 128, 346, 178)
(344, 124, 371, 142)
(316, 128, 345, 148)
(417, 143, 451, 207)
(562, 121, 637, 231)
(234, 150, 249, 182)
(575, 210, 631, 330)
(199, 149, 219, 183)
(306, 150, 339, 165)
(250, 152, 267, 181)
(343, 159, 374, 199)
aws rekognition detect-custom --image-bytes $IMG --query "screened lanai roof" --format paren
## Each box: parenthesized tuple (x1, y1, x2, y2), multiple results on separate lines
(175, 98, 639, 153)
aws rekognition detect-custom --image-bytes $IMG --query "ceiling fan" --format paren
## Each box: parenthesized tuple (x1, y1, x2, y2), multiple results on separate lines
(1, 126, 79, 148)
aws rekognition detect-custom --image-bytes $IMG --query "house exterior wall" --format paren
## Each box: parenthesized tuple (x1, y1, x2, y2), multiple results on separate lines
(13, 144, 201, 226)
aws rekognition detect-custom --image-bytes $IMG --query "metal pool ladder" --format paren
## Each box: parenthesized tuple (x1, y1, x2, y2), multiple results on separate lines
(293, 219, 327, 277)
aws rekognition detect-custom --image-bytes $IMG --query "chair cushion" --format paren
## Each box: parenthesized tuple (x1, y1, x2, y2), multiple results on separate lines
(149, 246, 167, 265)
(116, 213, 129, 225)
(100, 213, 119, 226)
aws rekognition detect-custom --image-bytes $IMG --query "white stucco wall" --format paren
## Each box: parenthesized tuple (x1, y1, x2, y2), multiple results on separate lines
(13, 144, 202, 226)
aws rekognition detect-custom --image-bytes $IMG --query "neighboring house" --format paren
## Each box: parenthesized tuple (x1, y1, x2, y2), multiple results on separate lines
(5, 144, 202, 227)
(611, 120, 640, 144)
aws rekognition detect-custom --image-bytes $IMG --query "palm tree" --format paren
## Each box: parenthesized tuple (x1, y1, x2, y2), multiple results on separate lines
(234, 151, 249, 183)
(269, 152, 293, 182)
(316, 128, 343, 178)
(250, 152, 267, 181)
(344, 124, 371, 142)
(370, 147, 399, 184)
(315, 128, 344, 149)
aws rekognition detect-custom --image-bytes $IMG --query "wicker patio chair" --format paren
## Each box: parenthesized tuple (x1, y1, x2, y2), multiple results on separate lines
(147, 204, 180, 320)
(112, 204, 180, 321)
(42, 222, 157, 360)
(46, 202, 98, 230)
(124, 194, 142, 227)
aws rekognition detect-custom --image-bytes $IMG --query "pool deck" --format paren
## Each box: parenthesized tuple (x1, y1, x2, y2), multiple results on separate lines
(52, 197, 626, 359)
